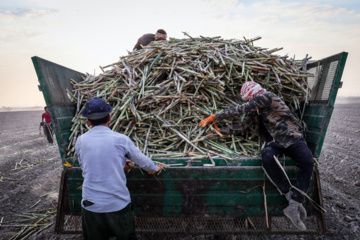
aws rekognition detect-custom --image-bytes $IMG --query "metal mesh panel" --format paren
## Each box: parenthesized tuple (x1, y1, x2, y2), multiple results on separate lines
(57, 215, 323, 235)
(136, 217, 266, 234)
(307, 60, 339, 101)
(61, 215, 82, 233)
(307, 66, 322, 92)
(270, 216, 319, 233)
(321, 61, 338, 100)
(135, 216, 322, 235)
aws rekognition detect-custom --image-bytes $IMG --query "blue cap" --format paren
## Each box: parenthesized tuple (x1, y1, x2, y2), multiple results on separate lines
(82, 98, 113, 120)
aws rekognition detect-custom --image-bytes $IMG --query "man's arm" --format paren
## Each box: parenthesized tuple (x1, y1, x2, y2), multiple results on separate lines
(219, 112, 256, 135)
(125, 137, 158, 172)
(74, 137, 82, 168)
(215, 93, 271, 121)
(133, 34, 155, 50)
(39, 122, 43, 135)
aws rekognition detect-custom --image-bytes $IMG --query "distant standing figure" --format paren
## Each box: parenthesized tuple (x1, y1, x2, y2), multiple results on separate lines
(133, 29, 167, 50)
(42, 107, 53, 144)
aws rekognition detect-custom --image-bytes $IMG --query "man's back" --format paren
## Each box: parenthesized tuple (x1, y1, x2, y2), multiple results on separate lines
(76, 126, 131, 212)
(76, 125, 158, 212)
(133, 33, 155, 50)
(76, 97, 160, 239)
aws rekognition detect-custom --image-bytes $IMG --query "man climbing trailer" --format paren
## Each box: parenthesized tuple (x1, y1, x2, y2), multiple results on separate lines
(199, 82, 314, 230)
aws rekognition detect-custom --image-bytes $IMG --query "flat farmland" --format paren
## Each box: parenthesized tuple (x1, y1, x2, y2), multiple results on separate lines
(0, 99, 360, 239)
(0, 111, 81, 240)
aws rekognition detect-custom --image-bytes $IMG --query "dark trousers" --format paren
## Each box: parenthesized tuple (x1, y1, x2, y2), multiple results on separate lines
(81, 203, 137, 240)
(44, 123, 53, 144)
(261, 139, 314, 203)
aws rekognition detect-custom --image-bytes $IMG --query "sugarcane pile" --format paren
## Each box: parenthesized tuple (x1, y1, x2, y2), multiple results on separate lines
(66, 34, 312, 160)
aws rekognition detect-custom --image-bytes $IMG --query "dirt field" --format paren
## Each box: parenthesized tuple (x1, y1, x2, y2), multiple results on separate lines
(0, 111, 80, 240)
(0, 98, 360, 240)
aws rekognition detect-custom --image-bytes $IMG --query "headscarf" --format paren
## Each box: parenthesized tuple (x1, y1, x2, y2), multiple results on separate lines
(240, 82, 266, 101)
(155, 32, 167, 40)
(155, 29, 167, 40)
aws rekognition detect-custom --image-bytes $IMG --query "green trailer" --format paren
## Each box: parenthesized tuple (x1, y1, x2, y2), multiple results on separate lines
(32, 51, 347, 236)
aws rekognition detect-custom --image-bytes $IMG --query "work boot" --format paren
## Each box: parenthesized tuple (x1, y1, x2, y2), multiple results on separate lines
(298, 204, 307, 221)
(283, 199, 307, 230)
(285, 191, 291, 201)
(285, 191, 307, 221)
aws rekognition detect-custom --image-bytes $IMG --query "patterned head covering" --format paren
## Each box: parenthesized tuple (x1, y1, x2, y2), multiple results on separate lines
(241, 82, 266, 101)
(155, 29, 167, 40)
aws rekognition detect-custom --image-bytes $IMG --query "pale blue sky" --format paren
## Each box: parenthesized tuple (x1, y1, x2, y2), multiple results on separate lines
(1, 0, 359, 107)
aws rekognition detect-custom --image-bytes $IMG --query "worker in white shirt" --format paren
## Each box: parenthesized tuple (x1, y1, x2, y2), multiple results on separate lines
(75, 97, 162, 240)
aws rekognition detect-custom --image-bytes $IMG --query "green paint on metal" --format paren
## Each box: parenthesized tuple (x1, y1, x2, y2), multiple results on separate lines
(304, 52, 348, 158)
(328, 52, 348, 107)
(31, 56, 84, 162)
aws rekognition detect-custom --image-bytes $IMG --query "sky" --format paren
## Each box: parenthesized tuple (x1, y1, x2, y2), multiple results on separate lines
(0, 0, 359, 107)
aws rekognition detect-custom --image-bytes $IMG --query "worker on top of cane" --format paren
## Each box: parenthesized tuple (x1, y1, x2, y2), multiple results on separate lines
(75, 97, 163, 240)
(133, 29, 167, 51)
(198, 81, 314, 231)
